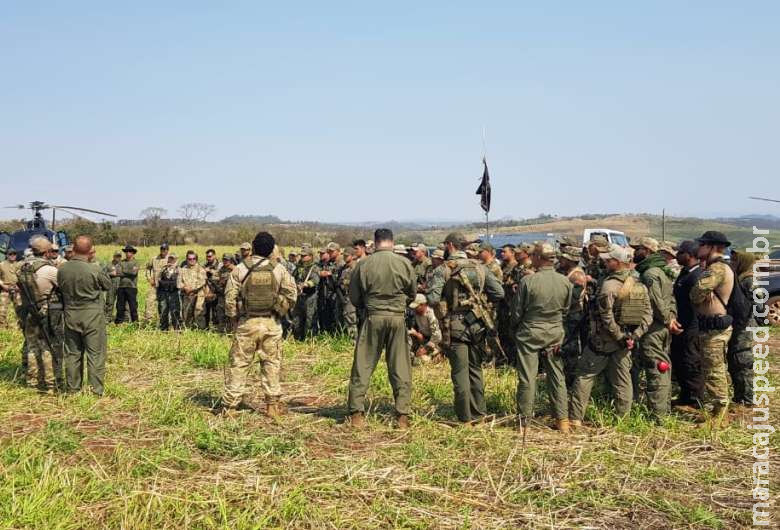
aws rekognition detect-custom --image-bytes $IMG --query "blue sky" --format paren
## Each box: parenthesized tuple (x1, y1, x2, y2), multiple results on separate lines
(1, 2, 777, 223)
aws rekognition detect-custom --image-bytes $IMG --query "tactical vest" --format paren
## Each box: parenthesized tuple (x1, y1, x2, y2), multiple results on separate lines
(242, 260, 278, 317)
(18, 259, 58, 314)
(449, 260, 485, 313)
(158, 267, 179, 292)
(614, 276, 648, 327)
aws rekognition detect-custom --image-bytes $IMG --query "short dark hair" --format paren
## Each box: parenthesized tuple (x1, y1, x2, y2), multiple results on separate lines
(206, 248, 215, 255)
(352, 239, 366, 248)
(253, 231, 276, 257)
(374, 229, 393, 244)
(186, 250, 197, 259)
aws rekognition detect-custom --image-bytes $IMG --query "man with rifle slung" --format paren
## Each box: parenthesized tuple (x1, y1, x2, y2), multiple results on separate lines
(179, 250, 207, 329)
(291, 246, 320, 340)
(17, 236, 60, 392)
(433, 232, 504, 424)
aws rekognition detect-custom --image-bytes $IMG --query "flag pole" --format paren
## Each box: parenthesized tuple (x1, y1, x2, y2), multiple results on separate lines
(482, 127, 489, 240)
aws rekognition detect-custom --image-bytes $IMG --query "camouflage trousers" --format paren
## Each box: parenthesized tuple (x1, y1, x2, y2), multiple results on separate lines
(144, 285, 158, 322)
(569, 346, 633, 421)
(23, 314, 56, 391)
(632, 323, 672, 417)
(0, 290, 13, 328)
(342, 298, 358, 338)
(728, 329, 754, 405)
(181, 293, 205, 330)
(222, 316, 283, 408)
(694, 328, 732, 408)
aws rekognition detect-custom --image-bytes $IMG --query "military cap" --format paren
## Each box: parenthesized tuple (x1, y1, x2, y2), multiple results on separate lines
(696, 230, 731, 247)
(677, 240, 699, 256)
(478, 241, 494, 252)
(222, 252, 234, 260)
(30, 236, 52, 253)
(393, 244, 409, 255)
(50, 243, 60, 251)
(659, 241, 677, 256)
(515, 242, 534, 254)
(409, 293, 428, 309)
(63, 244, 73, 252)
(431, 248, 445, 260)
(443, 232, 470, 247)
(160, 242, 169, 249)
(288, 250, 298, 257)
(411, 243, 428, 253)
(559, 247, 582, 262)
(599, 244, 632, 264)
(630, 236, 659, 253)
(326, 242, 341, 252)
(588, 235, 610, 252)
(299, 247, 314, 257)
(168, 253, 178, 260)
(122, 244, 137, 253)
(239, 242, 252, 250)
(7, 248, 17, 255)
(533, 242, 557, 259)
(113, 251, 122, 257)
(343, 247, 356, 257)
(557, 235, 577, 248)
(465, 242, 480, 257)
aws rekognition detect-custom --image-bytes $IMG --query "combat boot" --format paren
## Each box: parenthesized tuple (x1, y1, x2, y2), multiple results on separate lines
(555, 418, 571, 434)
(265, 399, 282, 420)
(569, 420, 582, 431)
(349, 411, 365, 428)
(397, 414, 410, 430)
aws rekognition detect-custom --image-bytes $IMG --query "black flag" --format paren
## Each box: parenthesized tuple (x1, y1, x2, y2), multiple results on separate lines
(476, 157, 491, 213)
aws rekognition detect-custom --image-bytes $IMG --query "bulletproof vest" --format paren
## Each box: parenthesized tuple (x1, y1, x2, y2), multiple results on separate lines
(18, 258, 56, 312)
(614, 276, 648, 327)
(242, 260, 277, 317)
(158, 267, 178, 291)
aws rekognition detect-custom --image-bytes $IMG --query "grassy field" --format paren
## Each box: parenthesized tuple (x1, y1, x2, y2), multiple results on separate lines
(0, 245, 777, 528)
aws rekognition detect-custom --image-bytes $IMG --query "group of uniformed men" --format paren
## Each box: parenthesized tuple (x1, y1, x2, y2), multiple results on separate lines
(0, 227, 760, 433)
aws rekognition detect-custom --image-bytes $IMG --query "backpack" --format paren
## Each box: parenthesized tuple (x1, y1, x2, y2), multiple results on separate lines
(614, 276, 649, 327)
(715, 275, 752, 332)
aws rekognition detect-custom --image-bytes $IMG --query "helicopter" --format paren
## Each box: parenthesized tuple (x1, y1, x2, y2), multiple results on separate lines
(0, 201, 116, 259)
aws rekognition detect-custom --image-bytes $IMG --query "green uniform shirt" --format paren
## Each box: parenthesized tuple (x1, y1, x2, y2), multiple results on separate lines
(349, 248, 415, 315)
(510, 265, 572, 351)
(57, 256, 112, 311)
(118, 258, 139, 288)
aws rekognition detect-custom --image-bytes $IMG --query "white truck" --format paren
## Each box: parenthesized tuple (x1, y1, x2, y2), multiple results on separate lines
(582, 228, 629, 248)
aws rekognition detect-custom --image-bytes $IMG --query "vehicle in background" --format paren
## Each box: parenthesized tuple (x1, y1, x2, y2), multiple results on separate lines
(481, 232, 558, 250)
(756, 245, 780, 274)
(583, 228, 629, 247)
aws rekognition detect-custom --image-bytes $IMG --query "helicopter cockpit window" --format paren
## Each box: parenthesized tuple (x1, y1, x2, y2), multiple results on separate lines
(0, 232, 9, 261)
(56, 231, 69, 250)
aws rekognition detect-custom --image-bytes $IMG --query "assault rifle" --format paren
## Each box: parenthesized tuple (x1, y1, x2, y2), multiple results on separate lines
(456, 269, 506, 363)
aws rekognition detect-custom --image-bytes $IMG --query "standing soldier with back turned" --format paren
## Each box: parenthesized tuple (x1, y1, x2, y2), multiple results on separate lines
(221, 232, 297, 418)
(347, 229, 416, 429)
(144, 243, 169, 324)
(0, 249, 20, 329)
(292, 247, 320, 340)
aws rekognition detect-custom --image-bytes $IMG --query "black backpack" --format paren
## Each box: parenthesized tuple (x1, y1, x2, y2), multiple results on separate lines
(714, 273, 752, 332)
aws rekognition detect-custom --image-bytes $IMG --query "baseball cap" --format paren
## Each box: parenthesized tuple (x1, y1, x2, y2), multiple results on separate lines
(160, 243, 169, 249)
(599, 244, 632, 264)
(431, 248, 445, 259)
(409, 293, 427, 309)
(326, 242, 341, 252)
(239, 242, 252, 250)
(443, 232, 470, 247)
(168, 253, 178, 260)
(532, 242, 557, 260)
(515, 242, 534, 254)
(659, 241, 677, 256)
(393, 244, 409, 255)
(588, 235, 610, 252)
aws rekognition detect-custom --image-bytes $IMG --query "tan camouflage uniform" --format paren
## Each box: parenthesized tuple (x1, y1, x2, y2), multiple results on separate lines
(144, 253, 169, 321)
(178, 263, 207, 329)
(222, 256, 297, 409)
(408, 303, 443, 362)
(20, 257, 59, 390)
(0, 258, 20, 328)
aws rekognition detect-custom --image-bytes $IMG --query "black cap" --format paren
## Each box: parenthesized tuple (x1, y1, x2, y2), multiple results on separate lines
(696, 231, 731, 247)
(122, 245, 137, 253)
(677, 240, 699, 255)
(160, 243, 169, 249)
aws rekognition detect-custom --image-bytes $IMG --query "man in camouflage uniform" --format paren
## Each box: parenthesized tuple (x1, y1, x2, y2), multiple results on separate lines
(215, 253, 236, 332)
(407, 294, 443, 365)
(556, 247, 588, 387)
(347, 229, 416, 429)
(179, 250, 207, 329)
(338, 240, 367, 338)
(584, 235, 610, 284)
(630, 237, 680, 419)
(497, 244, 519, 365)
(17, 237, 60, 392)
(238, 242, 252, 265)
(202, 249, 221, 330)
(286, 251, 298, 275)
(143, 243, 169, 324)
(0, 248, 20, 328)
(319, 242, 344, 333)
(115, 245, 139, 324)
(424, 248, 450, 352)
(104, 251, 122, 322)
(292, 247, 320, 340)
(478, 242, 503, 281)
(48, 243, 66, 268)
(431, 232, 504, 423)
(690, 231, 735, 428)
(410, 244, 431, 292)
(511, 243, 573, 432)
(221, 232, 297, 418)
(569, 245, 653, 426)
(513, 243, 536, 279)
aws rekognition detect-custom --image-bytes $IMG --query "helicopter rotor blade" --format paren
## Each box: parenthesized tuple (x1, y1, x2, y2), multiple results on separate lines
(53, 207, 91, 221)
(748, 196, 780, 204)
(50, 205, 117, 217)
(3, 205, 26, 209)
